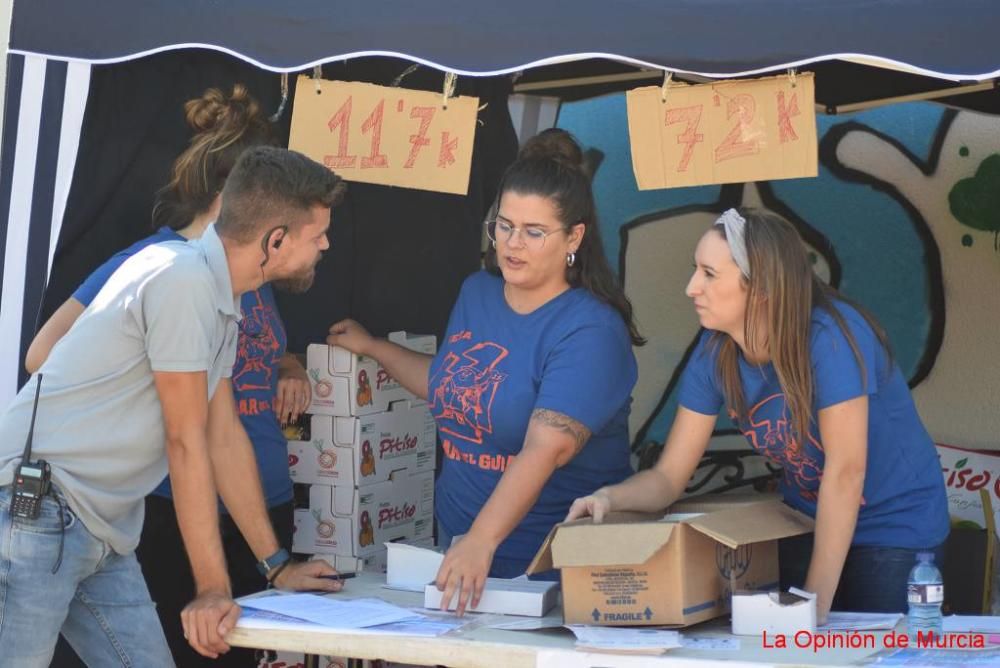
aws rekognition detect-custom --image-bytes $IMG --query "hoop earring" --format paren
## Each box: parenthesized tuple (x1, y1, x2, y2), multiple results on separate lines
(491, 240, 497, 249)
(566, 252, 576, 267)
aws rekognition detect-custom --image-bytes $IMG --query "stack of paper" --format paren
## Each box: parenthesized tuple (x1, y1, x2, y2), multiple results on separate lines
(241, 594, 421, 629)
(237, 592, 475, 637)
(566, 625, 682, 655)
(942, 615, 1000, 634)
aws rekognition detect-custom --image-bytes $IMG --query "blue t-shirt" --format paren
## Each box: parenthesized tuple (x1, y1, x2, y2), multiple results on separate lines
(430, 271, 637, 565)
(73, 227, 293, 510)
(678, 301, 949, 549)
(73, 226, 185, 305)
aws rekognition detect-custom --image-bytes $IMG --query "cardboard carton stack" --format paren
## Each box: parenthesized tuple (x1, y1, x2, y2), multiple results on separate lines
(289, 332, 437, 573)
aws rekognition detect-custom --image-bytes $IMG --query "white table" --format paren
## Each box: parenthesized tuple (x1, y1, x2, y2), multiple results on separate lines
(227, 573, 888, 667)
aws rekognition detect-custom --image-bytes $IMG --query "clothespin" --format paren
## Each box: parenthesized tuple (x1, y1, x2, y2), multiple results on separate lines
(442, 72, 458, 109)
(268, 72, 289, 123)
(661, 71, 673, 103)
(787, 68, 797, 88)
(313, 65, 323, 95)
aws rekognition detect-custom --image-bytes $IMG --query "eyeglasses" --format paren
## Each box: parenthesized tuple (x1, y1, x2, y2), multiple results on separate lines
(485, 219, 567, 251)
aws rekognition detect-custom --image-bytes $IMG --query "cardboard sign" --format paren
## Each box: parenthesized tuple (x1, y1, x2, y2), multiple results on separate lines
(626, 73, 817, 189)
(289, 77, 479, 195)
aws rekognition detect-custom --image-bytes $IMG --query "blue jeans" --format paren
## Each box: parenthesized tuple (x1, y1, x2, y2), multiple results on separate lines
(779, 533, 946, 613)
(0, 486, 174, 667)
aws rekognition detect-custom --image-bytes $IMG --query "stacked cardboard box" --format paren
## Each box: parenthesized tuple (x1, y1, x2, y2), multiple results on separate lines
(290, 332, 437, 573)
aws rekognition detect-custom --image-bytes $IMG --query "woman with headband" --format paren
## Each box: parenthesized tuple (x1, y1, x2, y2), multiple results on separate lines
(567, 208, 948, 623)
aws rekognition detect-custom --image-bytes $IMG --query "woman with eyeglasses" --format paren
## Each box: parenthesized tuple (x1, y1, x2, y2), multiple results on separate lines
(328, 128, 643, 614)
(566, 208, 949, 624)
(30, 85, 331, 667)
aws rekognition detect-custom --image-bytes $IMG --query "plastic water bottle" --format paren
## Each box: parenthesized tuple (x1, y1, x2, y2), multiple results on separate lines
(907, 552, 943, 642)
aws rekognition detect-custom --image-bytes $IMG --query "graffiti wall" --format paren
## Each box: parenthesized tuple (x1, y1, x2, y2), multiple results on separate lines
(558, 97, 1000, 455)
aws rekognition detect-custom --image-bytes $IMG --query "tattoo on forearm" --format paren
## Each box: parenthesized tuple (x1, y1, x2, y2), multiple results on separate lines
(531, 409, 592, 452)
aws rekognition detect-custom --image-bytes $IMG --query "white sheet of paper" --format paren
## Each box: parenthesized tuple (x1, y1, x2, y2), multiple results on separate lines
(943, 615, 1000, 634)
(241, 594, 421, 629)
(566, 625, 682, 650)
(237, 606, 463, 637)
(821, 612, 904, 631)
(352, 618, 467, 637)
(237, 606, 322, 632)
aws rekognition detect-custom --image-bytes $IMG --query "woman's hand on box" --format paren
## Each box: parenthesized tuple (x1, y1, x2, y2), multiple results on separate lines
(435, 534, 495, 616)
(327, 319, 374, 357)
(565, 489, 612, 523)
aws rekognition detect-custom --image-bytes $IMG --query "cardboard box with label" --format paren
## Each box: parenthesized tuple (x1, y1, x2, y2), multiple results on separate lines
(306, 332, 436, 417)
(292, 470, 434, 557)
(528, 495, 813, 627)
(288, 402, 436, 487)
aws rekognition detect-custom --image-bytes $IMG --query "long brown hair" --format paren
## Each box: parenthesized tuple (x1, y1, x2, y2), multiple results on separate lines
(484, 129, 645, 345)
(710, 208, 891, 443)
(152, 84, 274, 230)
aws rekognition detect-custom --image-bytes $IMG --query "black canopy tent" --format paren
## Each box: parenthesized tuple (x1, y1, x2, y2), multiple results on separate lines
(2, 0, 999, 408)
(11, 0, 1000, 111)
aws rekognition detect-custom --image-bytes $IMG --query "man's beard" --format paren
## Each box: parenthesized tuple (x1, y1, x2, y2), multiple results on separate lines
(273, 268, 315, 294)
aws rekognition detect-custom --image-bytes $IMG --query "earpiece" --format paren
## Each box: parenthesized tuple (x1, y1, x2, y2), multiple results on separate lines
(259, 225, 289, 268)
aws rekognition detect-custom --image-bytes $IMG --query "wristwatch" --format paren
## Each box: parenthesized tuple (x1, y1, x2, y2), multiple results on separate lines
(256, 548, 291, 578)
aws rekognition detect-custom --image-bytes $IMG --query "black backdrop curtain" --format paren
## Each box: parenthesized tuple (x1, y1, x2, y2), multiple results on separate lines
(42, 49, 518, 352)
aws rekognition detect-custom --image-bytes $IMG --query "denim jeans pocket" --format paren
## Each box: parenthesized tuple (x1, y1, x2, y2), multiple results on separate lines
(4, 492, 75, 536)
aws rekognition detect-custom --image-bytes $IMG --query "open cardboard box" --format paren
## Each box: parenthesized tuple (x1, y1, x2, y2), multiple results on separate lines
(528, 495, 813, 626)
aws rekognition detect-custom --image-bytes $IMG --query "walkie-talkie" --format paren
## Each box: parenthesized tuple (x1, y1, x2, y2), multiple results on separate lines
(12, 374, 50, 519)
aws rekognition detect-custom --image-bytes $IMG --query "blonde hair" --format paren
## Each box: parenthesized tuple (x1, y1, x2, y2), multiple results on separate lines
(152, 84, 273, 230)
(710, 208, 890, 446)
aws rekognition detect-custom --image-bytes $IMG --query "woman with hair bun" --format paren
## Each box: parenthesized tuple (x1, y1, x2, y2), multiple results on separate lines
(31, 84, 325, 667)
(27, 84, 274, 373)
(567, 208, 948, 624)
(328, 128, 643, 614)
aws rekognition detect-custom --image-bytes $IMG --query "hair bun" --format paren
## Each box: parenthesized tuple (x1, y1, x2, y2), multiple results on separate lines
(184, 84, 261, 134)
(518, 128, 585, 171)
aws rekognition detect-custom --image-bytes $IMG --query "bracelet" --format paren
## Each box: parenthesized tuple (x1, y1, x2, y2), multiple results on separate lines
(266, 559, 292, 586)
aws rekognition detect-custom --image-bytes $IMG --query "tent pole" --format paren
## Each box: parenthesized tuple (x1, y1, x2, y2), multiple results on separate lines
(823, 80, 997, 114)
(514, 70, 997, 116)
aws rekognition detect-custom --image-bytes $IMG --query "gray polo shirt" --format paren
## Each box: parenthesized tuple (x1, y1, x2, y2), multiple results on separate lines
(0, 224, 240, 554)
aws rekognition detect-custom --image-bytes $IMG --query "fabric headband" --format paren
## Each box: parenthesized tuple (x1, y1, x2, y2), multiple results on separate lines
(714, 208, 750, 278)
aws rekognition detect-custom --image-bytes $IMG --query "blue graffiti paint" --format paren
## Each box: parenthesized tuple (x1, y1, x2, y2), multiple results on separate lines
(559, 97, 945, 445)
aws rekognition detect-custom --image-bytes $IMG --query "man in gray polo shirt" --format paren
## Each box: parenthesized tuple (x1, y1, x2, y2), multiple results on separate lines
(0, 147, 347, 666)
